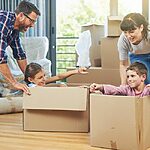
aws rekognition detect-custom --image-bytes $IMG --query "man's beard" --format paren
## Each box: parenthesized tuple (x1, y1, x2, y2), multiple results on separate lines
(18, 26, 27, 32)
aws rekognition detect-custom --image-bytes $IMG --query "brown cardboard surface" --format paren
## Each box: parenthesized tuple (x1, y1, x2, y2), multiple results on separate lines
(23, 87, 87, 111)
(101, 37, 120, 69)
(23, 86, 90, 132)
(141, 96, 150, 150)
(23, 109, 89, 132)
(67, 67, 120, 86)
(81, 24, 104, 67)
(90, 94, 150, 150)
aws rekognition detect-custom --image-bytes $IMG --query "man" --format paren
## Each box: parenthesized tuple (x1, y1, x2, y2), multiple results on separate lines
(0, 0, 41, 95)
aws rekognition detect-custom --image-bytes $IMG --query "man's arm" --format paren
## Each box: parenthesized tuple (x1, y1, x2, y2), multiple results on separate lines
(0, 63, 30, 94)
(119, 59, 129, 85)
(17, 59, 27, 74)
(0, 63, 17, 84)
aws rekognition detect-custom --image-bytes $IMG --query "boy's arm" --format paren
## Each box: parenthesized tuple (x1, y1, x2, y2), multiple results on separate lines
(45, 68, 88, 84)
(103, 85, 128, 95)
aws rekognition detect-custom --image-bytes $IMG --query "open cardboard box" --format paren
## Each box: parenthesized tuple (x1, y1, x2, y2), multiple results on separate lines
(23, 85, 89, 132)
(90, 94, 150, 150)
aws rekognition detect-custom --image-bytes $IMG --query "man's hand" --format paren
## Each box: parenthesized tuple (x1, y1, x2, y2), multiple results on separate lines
(12, 82, 31, 95)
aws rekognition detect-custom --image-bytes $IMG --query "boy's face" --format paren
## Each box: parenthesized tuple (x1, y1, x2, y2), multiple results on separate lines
(29, 69, 46, 86)
(126, 70, 146, 88)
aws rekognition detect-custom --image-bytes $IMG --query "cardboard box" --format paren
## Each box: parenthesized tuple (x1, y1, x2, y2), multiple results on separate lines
(90, 94, 150, 150)
(23, 86, 89, 132)
(81, 24, 104, 67)
(67, 67, 121, 86)
(101, 37, 120, 69)
(104, 16, 122, 37)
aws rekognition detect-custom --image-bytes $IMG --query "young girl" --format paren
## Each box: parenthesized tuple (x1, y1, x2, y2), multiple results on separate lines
(25, 62, 88, 87)
(90, 62, 150, 97)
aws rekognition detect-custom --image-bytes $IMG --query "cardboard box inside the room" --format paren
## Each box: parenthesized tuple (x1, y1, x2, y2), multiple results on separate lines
(67, 67, 121, 86)
(81, 24, 104, 67)
(104, 16, 122, 37)
(90, 94, 150, 150)
(101, 37, 120, 69)
(23, 86, 89, 132)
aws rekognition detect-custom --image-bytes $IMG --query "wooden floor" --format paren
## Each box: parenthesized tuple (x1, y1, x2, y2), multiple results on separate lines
(0, 113, 107, 150)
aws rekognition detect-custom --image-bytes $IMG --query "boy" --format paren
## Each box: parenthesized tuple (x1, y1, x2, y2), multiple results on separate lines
(90, 62, 150, 97)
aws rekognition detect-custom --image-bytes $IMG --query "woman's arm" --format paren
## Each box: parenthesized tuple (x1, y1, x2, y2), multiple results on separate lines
(119, 59, 129, 85)
(45, 68, 88, 84)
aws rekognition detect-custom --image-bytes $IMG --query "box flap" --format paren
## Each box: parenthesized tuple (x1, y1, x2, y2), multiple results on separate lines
(23, 87, 88, 111)
(141, 96, 150, 150)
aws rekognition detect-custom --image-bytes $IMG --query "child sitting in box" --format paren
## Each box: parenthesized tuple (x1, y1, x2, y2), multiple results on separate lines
(90, 62, 150, 97)
(25, 62, 88, 87)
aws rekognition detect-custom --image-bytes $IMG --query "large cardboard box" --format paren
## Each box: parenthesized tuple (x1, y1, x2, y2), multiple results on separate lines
(90, 94, 150, 150)
(23, 86, 89, 132)
(67, 67, 121, 86)
(104, 16, 122, 37)
(81, 24, 104, 67)
(101, 37, 120, 69)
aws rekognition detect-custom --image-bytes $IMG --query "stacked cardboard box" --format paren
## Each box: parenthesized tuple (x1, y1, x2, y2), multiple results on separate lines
(81, 24, 104, 67)
(101, 37, 119, 69)
(104, 16, 122, 37)
(67, 36, 120, 84)
(68, 17, 122, 85)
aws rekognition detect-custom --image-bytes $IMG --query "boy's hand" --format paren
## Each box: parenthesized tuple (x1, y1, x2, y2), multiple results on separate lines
(90, 83, 98, 93)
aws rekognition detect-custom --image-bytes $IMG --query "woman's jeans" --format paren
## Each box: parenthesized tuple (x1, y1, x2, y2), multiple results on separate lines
(129, 52, 150, 84)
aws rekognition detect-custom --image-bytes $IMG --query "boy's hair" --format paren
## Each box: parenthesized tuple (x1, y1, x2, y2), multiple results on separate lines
(126, 62, 147, 77)
(15, 0, 41, 16)
(24, 62, 43, 84)
(120, 13, 149, 40)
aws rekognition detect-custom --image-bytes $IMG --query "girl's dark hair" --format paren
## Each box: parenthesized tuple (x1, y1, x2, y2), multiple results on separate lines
(120, 13, 149, 39)
(126, 62, 148, 78)
(24, 62, 42, 84)
(15, 0, 41, 16)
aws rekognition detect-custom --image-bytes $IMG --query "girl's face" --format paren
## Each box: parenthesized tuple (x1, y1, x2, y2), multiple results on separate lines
(123, 25, 143, 45)
(126, 70, 146, 88)
(28, 69, 46, 86)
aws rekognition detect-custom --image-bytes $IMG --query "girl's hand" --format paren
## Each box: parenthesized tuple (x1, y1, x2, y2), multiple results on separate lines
(78, 67, 88, 74)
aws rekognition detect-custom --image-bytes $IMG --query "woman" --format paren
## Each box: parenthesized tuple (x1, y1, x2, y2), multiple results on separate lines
(117, 13, 150, 85)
